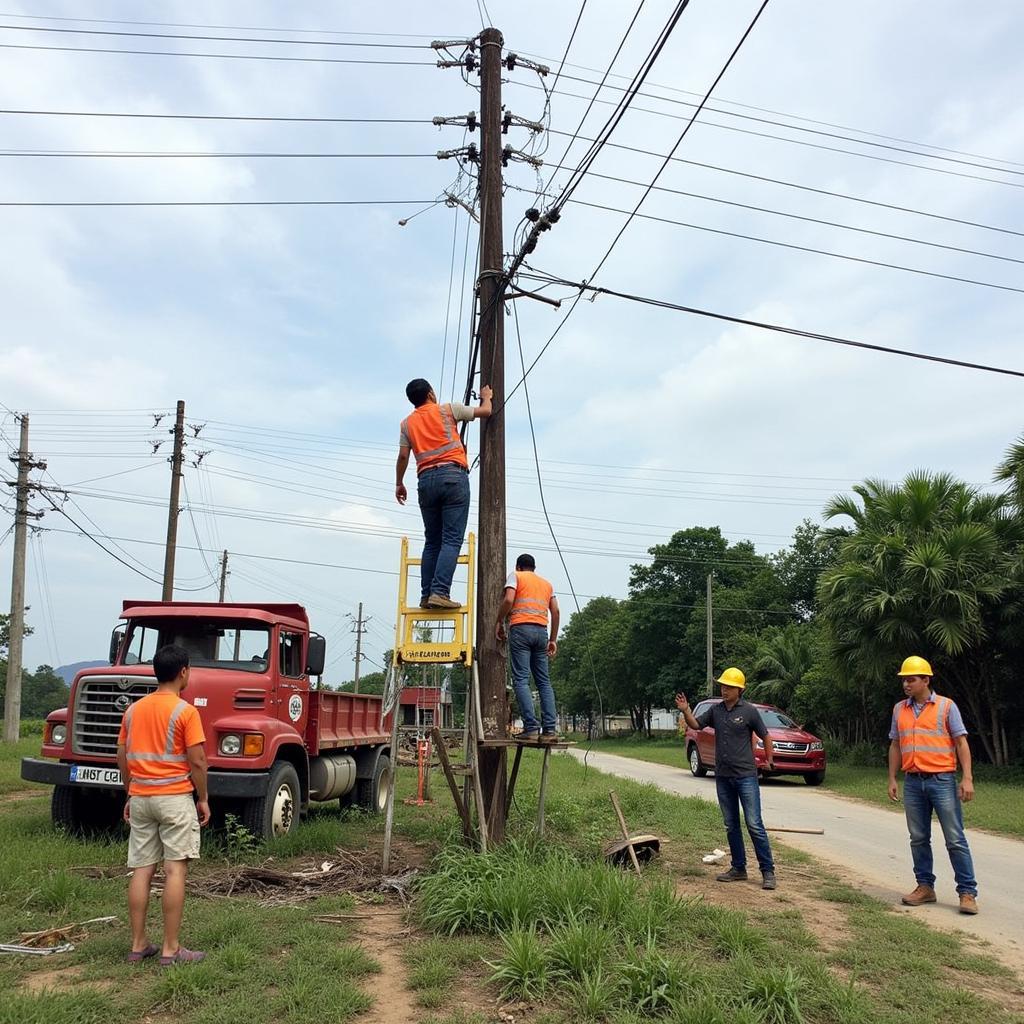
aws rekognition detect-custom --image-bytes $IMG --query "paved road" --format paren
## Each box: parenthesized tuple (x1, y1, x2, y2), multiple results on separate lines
(567, 748, 1023, 966)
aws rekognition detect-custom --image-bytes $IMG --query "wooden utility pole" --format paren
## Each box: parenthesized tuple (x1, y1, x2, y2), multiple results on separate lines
(475, 25, 509, 842)
(161, 400, 185, 602)
(4, 415, 44, 743)
(218, 549, 229, 602)
(706, 573, 714, 696)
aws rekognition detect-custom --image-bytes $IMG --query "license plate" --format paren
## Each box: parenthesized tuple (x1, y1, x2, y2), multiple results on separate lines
(69, 765, 122, 786)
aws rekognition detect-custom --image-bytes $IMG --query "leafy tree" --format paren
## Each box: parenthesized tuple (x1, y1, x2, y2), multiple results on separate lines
(819, 471, 1022, 764)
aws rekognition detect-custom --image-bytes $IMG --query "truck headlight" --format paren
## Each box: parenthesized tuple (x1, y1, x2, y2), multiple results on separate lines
(50, 724, 67, 746)
(220, 733, 242, 756)
(810, 741, 823, 751)
(755, 739, 764, 749)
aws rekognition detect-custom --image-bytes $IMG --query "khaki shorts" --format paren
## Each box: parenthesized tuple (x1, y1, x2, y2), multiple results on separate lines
(127, 793, 201, 867)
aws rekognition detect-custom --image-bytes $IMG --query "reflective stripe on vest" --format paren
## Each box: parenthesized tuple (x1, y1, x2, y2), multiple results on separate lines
(126, 700, 189, 764)
(402, 403, 468, 474)
(896, 695, 957, 772)
(510, 570, 553, 627)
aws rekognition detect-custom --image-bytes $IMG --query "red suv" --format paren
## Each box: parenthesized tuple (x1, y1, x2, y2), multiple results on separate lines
(684, 699, 826, 785)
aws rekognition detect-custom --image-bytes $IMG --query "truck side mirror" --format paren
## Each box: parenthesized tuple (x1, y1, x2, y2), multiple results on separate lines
(305, 635, 326, 677)
(109, 628, 125, 665)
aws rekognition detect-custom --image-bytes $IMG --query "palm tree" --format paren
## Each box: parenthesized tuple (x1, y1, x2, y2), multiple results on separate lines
(818, 471, 1020, 764)
(752, 625, 813, 709)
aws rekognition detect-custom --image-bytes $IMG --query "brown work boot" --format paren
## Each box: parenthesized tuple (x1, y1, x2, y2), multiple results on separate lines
(959, 893, 978, 915)
(427, 594, 461, 609)
(901, 884, 937, 906)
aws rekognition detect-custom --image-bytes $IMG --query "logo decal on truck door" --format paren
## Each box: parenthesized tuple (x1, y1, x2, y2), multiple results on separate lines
(288, 695, 303, 722)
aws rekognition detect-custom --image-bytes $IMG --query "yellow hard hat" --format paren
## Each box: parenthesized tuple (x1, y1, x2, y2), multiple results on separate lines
(897, 655, 933, 677)
(716, 667, 746, 689)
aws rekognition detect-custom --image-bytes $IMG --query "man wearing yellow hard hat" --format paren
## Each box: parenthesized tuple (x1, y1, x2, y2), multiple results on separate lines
(676, 668, 777, 891)
(888, 656, 978, 915)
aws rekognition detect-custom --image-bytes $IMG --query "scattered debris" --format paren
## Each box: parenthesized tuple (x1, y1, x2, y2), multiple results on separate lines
(702, 848, 728, 864)
(190, 847, 418, 907)
(766, 826, 825, 835)
(1, 915, 118, 956)
(0, 942, 75, 956)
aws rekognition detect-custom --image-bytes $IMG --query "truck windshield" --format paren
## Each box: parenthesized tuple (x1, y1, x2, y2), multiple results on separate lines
(122, 619, 271, 673)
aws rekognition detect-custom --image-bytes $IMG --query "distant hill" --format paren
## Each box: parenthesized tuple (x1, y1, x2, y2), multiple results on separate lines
(56, 661, 106, 685)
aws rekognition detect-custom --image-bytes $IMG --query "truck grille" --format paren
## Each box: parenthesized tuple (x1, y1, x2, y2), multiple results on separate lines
(773, 741, 809, 754)
(73, 676, 157, 757)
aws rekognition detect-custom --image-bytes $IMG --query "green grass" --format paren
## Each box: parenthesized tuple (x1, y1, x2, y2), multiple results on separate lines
(576, 734, 1024, 840)
(3, 734, 1023, 1024)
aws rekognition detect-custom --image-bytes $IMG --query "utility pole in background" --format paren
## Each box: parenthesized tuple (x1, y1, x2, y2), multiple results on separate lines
(475, 25, 509, 841)
(218, 549, 229, 602)
(706, 573, 714, 696)
(3, 415, 46, 743)
(161, 400, 185, 602)
(348, 602, 369, 694)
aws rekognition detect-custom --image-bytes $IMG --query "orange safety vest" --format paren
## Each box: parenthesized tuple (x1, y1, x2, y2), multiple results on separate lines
(401, 403, 468, 474)
(895, 695, 957, 773)
(509, 570, 553, 627)
(117, 692, 204, 797)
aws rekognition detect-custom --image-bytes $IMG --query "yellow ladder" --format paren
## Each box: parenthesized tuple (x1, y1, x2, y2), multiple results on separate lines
(392, 532, 476, 666)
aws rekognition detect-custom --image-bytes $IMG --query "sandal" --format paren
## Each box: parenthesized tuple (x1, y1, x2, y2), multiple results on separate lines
(160, 947, 206, 966)
(126, 943, 159, 964)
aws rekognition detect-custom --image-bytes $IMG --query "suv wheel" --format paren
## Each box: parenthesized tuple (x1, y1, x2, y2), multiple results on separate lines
(804, 770, 825, 786)
(688, 744, 708, 778)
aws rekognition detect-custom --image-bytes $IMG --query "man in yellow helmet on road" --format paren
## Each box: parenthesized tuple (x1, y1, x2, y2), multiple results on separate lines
(888, 656, 978, 915)
(676, 667, 777, 891)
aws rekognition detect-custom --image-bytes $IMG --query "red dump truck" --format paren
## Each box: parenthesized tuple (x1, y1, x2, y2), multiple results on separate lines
(21, 600, 393, 840)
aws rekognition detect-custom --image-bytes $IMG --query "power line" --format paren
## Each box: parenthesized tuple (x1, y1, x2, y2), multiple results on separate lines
(568, 197, 1024, 295)
(0, 149, 438, 159)
(0, 12, 444, 41)
(544, 72, 1024, 185)
(0, 108, 432, 123)
(550, 0, 589, 94)
(0, 21, 431, 48)
(518, 268, 1024, 380)
(508, 174, 1022, 267)
(541, 128, 1024, 240)
(587, 0, 772, 282)
(0, 199, 439, 208)
(0, 42, 437, 65)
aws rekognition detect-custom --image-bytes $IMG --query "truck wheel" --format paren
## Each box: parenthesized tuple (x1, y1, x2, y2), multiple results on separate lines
(52, 786, 124, 835)
(688, 744, 708, 778)
(356, 754, 391, 814)
(804, 770, 825, 786)
(242, 761, 301, 840)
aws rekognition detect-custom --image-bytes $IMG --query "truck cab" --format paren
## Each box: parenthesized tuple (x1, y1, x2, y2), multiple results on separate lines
(22, 601, 393, 839)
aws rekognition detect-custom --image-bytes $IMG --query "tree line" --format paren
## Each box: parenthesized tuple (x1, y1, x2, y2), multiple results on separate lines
(549, 436, 1024, 766)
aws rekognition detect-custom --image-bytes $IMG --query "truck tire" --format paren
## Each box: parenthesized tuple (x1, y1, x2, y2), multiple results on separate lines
(687, 744, 708, 778)
(241, 761, 301, 840)
(356, 754, 391, 814)
(52, 785, 124, 835)
(804, 770, 825, 786)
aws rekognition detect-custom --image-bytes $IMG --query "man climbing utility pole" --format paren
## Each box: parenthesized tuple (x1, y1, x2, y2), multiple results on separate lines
(475, 25, 509, 840)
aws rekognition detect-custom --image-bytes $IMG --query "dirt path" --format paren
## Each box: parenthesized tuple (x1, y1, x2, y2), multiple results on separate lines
(567, 748, 1024, 974)
(353, 908, 421, 1024)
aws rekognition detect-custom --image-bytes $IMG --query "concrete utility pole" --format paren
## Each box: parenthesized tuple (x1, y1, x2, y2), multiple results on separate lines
(349, 602, 369, 694)
(475, 25, 509, 841)
(218, 549, 229, 602)
(161, 400, 185, 602)
(4, 415, 45, 743)
(706, 573, 714, 696)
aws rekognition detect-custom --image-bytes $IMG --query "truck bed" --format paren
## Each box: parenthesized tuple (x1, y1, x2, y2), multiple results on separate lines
(308, 690, 390, 753)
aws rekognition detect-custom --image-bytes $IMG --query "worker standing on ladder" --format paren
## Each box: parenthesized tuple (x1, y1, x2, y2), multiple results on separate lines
(496, 554, 560, 743)
(395, 378, 492, 608)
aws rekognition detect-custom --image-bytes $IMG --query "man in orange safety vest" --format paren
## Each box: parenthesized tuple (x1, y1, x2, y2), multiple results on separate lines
(496, 553, 560, 742)
(396, 378, 492, 608)
(887, 655, 978, 915)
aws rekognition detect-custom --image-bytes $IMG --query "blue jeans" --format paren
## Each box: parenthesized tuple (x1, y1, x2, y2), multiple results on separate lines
(716, 775, 774, 874)
(509, 623, 556, 733)
(417, 465, 470, 600)
(903, 772, 977, 896)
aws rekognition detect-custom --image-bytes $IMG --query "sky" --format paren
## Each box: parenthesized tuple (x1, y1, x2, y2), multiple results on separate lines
(1, 1, 1022, 681)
